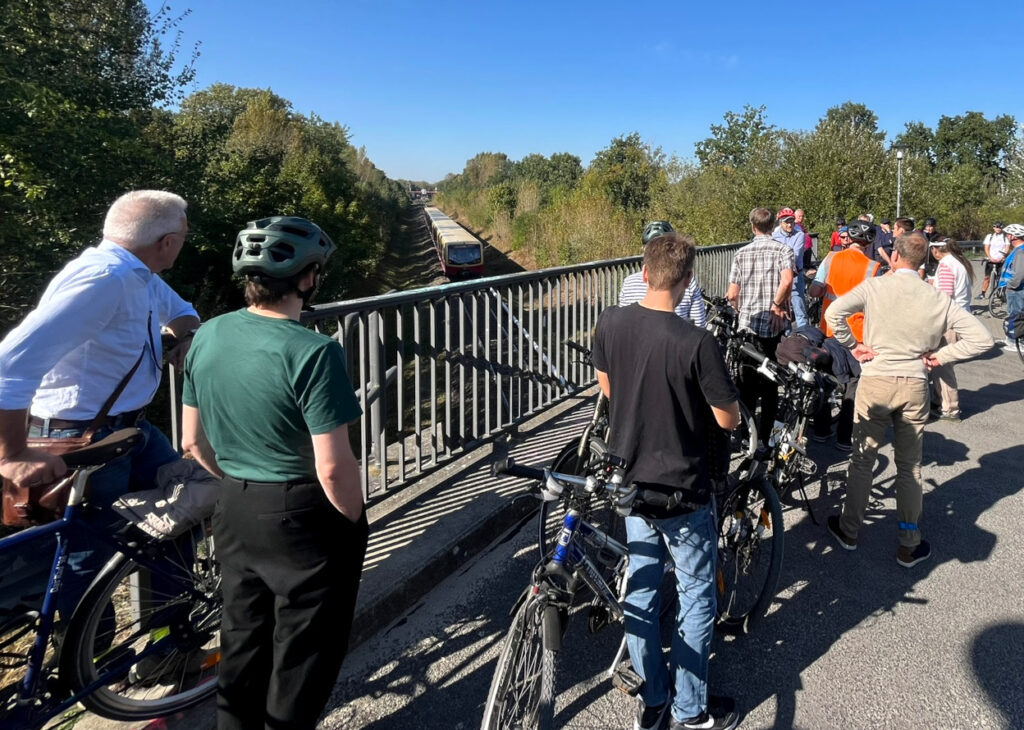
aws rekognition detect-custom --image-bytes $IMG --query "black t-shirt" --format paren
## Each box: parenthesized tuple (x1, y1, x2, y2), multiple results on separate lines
(592, 304, 739, 508)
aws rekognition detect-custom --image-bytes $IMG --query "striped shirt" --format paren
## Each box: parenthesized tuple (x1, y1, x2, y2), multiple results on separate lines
(933, 255, 971, 311)
(728, 235, 796, 337)
(618, 272, 706, 327)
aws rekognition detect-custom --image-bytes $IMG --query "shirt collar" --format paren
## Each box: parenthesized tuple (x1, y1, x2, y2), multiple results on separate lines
(98, 239, 152, 282)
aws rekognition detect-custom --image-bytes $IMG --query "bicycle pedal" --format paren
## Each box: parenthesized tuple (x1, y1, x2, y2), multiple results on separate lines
(612, 666, 644, 696)
(587, 604, 610, 635)
(797, 456, 817, 476)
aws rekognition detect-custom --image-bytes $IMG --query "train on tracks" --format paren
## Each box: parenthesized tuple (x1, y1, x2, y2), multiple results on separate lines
(423, 206, 484, 279)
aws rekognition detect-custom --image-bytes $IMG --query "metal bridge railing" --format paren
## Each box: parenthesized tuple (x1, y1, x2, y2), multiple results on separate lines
(169, 242, 743, 502)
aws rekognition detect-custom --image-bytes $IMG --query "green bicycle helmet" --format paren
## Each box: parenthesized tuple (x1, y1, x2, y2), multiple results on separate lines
(642, 220, 675, 245)
(232, 216, 336, 278)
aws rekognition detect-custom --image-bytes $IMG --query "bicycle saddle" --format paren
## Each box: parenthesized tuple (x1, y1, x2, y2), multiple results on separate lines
(62, 428, 142, 468)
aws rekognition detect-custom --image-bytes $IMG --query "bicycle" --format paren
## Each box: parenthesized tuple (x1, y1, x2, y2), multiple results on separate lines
(482, 447, 679, 730)
(0, 429, 221, 729)
(988, 285, 1007, 319)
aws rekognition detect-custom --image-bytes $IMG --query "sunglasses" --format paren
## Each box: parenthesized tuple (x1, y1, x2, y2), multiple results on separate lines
(839, 234, 851, 240)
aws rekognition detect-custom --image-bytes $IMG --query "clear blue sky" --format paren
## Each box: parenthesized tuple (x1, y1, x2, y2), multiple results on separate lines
(153, 0, 1024, 183)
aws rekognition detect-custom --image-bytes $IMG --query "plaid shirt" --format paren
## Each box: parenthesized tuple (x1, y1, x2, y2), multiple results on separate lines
(729, 235, 796, 337)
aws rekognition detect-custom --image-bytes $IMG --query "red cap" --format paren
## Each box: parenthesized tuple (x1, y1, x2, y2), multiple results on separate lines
(777, 207, 796, 220)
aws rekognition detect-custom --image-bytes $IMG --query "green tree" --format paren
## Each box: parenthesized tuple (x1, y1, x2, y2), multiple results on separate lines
(816, 102, 884, 141)
(0, 0, 197, 332)
(893, 121, 935, 163)
(587, 133, 665, 212)
(694, 105, 778, 169)
(933, 111, 1016, 177)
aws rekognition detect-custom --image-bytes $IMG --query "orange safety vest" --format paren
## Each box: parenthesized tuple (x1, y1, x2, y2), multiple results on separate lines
(819, 248, 880, 342)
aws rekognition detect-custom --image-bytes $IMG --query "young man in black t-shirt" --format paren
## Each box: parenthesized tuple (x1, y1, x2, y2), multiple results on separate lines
(593, 233, 741, 730)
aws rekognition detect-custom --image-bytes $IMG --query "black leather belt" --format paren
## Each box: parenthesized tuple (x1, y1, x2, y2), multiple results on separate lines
(29, 409, 145, 431)
(221, 475, 319, 488)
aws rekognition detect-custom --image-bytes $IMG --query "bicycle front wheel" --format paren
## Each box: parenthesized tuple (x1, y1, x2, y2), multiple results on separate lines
(715, 478, 784, 634)
(988, 289, 1007, 319)
(59, 521, 221, 720)
(481, 595, 556, 730)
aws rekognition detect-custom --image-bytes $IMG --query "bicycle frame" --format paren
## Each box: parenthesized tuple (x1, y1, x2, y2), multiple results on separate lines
(0, 467, 214, 729)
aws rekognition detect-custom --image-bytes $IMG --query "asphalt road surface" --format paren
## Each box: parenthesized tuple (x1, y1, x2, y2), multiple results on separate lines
(323, 325, 1024, 730)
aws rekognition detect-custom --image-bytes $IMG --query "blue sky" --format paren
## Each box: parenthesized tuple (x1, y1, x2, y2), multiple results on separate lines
(153, 0, 1024, 183)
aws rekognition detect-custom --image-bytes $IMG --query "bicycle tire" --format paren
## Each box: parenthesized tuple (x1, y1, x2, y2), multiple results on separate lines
(59, 521, 220, 720)
(715, 477, 784, 634)
(481, 595, 556, 730)
(988, 289, 1007, 319)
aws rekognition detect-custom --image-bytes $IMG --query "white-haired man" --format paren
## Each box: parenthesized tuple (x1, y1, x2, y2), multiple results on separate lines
(0, 190, 199, 616)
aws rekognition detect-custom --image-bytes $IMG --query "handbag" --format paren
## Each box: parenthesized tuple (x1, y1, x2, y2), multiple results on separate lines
(2, 349, 145, 526)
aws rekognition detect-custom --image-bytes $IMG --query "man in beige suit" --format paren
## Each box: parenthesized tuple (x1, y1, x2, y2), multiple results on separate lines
(824, 233, 993, 567)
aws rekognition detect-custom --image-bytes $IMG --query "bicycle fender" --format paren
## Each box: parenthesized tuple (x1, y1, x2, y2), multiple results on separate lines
(508, 585, 532, 617)
(542, 604, 564, 653)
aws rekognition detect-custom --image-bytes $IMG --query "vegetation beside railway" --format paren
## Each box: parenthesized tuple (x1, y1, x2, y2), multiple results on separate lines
(436, 104, 1024, 267)
(1, 1, 408, 334)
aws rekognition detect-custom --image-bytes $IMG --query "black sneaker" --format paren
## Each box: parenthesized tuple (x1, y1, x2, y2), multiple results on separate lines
(670, 702, 740, 730)
(897, 540, 931, 568)
(827, 515, 857, 551)
(634, 699, 669, 730)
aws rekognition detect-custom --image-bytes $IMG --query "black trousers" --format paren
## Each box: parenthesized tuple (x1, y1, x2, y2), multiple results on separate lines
(813, 376, 859, 446)
(738, 334, 781, 443)
(214, 477, 369, 730)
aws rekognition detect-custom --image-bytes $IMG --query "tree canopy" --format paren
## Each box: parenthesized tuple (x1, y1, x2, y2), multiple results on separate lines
(1, 2, 406, 333)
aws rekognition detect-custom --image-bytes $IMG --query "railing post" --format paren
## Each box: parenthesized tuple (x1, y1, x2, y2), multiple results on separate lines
(368, 309, 386, 492)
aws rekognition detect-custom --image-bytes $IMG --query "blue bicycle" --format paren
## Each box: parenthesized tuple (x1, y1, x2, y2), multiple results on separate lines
(0, 428, 221, 729)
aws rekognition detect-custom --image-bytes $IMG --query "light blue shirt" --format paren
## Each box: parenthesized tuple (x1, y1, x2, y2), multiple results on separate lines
(772, 228, 806, 271)
(0, 240, 197, 418)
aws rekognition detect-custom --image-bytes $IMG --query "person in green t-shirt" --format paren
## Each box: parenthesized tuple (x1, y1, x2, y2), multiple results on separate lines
(181, 216, 367, 730)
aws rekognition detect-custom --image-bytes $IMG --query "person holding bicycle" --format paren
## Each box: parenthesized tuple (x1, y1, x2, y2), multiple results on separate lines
(999, 224, 1024, 347)
(593, 232, 741, 730)
(727, 207, 795, 445)
(0, 190, 199, 619)
(181, 216, 367, 730)
(977, 222, 1010, 300)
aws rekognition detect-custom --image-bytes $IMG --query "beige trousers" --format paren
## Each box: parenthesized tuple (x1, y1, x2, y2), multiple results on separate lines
(840, 375, 929, 548)
(930, 329, 959, 417)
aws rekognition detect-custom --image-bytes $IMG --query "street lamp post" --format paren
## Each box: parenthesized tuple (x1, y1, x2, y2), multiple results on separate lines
(896, 148, 904, 218)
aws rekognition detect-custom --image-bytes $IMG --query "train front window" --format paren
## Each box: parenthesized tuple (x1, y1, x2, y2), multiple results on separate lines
(448, 244, 482, 266)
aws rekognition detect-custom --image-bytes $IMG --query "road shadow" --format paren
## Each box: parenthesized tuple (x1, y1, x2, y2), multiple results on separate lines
(710, 444, 1024, 729)
(971, 621, 1024, 727)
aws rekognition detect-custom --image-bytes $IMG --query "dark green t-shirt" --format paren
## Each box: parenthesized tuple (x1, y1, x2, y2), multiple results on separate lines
(182, 309, 361, 482)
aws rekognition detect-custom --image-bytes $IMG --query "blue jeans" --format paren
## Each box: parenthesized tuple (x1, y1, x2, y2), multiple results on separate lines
(1007, 287, 1024, 339)
(28, 418, 180, 619)
(791, 272, 808, 328)
(624, 507, 717, 723)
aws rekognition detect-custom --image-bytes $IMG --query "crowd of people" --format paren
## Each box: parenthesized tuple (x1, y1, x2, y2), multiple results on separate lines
(608, 207, 1008, 730)
(0, 189, 1020, 730)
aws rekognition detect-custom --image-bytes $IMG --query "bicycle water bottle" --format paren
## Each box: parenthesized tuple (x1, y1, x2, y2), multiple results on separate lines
(767, 420, 785, 448)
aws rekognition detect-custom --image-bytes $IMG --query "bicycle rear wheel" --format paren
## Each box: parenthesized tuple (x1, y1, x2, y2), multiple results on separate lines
(715, 478, 784, 634)
(59, 520, 220, 720)
(988, 288, 1007, 319)
(481, 594, 556, 730)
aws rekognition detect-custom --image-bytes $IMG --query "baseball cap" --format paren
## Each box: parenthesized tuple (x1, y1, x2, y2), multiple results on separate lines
(777, 207, 796, 221)
(839, 226, 849, 233)
(880, 218, 891, 225)
(994, 221, 1005, 228)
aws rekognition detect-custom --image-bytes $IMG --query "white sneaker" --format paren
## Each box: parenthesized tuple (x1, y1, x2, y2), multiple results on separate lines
(1004, 338, 1019, 348)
